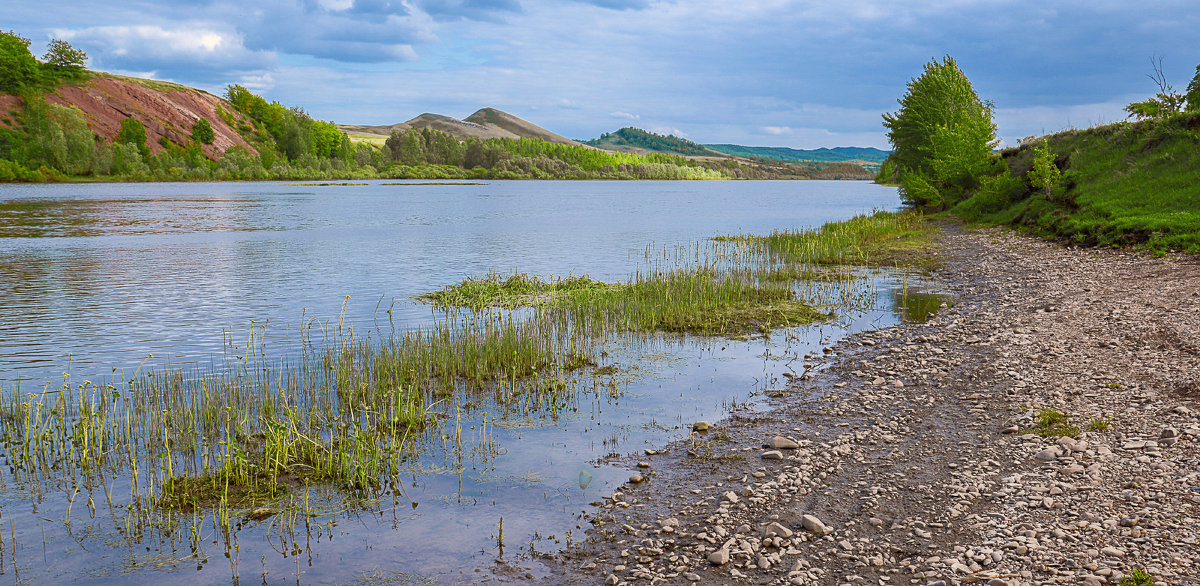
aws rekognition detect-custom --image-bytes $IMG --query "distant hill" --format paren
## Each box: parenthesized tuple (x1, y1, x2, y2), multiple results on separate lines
(581, 127, 721, 157)
(339, 108, 580, 146)
(0, 73, 256, 158)
(703, 144, 891, 164)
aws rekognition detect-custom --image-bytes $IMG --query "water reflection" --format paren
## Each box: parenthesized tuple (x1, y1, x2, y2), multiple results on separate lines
(0, 180, 920, 583)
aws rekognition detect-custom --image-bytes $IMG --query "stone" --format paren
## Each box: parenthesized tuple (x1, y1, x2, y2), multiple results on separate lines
(629, 474, 644, 484)
(723, 491, 739, 504)
(692, 421, 710, 432)
(683, 572, 701, 582)
(762, 450, 784, 460)
(763, 521, 794, 539)
(708, 548, 730, 566)
(769, 436, 800, 449)
(1035, 448, 1059, 461)
(1100, 546, 1126, 557)
(801, 514, 829, 534)
(605, 574, 619, 585)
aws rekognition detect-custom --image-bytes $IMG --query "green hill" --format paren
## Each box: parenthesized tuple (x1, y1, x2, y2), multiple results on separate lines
(582, 127, 720, 157)
(951, 112, 1200, 253)
(704, 144, 891, 164)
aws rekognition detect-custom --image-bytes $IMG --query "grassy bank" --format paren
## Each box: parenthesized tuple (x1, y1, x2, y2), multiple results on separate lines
(951, 113, 1200, 253)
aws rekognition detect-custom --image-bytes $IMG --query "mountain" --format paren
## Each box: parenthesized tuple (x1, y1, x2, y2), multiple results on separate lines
(703, 144, 891, 164)
(339, 108, 581, 146)
(0, 73, 256, 158)
(581, 127, 722, 157)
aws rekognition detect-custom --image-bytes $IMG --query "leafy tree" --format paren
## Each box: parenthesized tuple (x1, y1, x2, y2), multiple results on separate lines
(1185, 64, 1200, 113)
(882, 56, 997, 207)
(0, 30, 39, 93)
(1027, 139, 1062, 198)
(116, 118, 151, 158)
(192, 117, 215, 145)
(42, 39, 87, 71)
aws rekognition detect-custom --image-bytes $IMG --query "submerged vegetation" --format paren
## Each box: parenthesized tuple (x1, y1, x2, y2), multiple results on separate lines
(0, 209, 917, 552)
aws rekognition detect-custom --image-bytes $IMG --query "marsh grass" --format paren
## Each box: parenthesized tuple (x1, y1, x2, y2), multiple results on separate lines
(419, 273, 613, 309)
(749, 210, 938, 269)
(0, 210, 934, 578)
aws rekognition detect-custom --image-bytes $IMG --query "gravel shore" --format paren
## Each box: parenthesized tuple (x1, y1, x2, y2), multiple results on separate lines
(544, 222, 1200, 585)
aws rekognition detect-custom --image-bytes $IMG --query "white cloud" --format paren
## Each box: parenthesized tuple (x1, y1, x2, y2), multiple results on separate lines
(762, 126, 794, 135)
(610, 111, 640, 120)
(650, 126, 688, 138)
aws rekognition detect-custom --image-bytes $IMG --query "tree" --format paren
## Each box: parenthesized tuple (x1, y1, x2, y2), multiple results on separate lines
(882, 56, 998, 208)
(1124, 56, 1185, 120)
(192, 117, 215, 145)
(1185, 64, 1200, 113)
(116, 118, 150, 158)
(0, 30, 39, 93)
(42, 39, 88, 71)
(1027, 140, 1062, 198)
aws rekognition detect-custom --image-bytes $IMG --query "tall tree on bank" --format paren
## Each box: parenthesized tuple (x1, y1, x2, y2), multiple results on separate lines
(882, 56, 997, 208)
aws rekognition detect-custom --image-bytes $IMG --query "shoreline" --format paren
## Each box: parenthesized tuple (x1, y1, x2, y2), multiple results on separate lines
(540, 221, 1200, 585)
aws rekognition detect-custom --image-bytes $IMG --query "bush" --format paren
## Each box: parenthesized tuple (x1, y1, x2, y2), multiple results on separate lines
(899, 171, 941, 208)
(192, 117, 215, 145)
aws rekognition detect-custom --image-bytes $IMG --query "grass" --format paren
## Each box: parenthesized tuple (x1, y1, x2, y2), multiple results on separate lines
(1118, 569, 1155, 586)
(1027, 408, 1081, 438)
(0, 211, 934, 576)
(954, 112, 1200, 253)
(0, 304, 595, 516)
(1086, 415, 1112, 432)
(737, 210, 939, 269)
(419, 273, 613, 309)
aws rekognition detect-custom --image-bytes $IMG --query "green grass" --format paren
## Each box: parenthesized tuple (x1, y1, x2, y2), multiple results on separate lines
(736, 210, 939, 269)
(419, 272, 613, 309)
(1118, 569, 1155, 586)
(1026, 408, 1081, 438)
(954, 112, 1200, 253)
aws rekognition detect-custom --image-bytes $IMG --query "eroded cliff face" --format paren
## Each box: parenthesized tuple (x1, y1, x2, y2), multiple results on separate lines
(1, 74, 256, 158)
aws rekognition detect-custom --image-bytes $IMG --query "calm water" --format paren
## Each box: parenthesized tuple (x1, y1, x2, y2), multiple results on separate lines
(0, 179, 920, 583)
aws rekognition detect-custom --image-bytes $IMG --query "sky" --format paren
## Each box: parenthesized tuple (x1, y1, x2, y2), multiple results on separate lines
(7, 1, 1200, 149)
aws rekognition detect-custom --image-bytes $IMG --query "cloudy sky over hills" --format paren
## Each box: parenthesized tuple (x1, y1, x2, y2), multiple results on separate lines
(7, 0, 1199, 148)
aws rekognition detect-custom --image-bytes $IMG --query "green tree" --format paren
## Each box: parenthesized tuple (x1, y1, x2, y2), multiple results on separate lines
(116, 118, 151, 158)
(1184, 64, 1200, 113)
(192, 117, 215, 145)
(881, 56, 997, 207)
(1027, 139, 1062, 198)
(0, 30, 39, 93)
(42, 39, 87, 72)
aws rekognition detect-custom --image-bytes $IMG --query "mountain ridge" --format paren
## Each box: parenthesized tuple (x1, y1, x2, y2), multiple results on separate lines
(339, 108, 581, 146)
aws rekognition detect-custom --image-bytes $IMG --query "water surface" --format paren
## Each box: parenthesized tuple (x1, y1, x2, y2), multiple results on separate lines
(0, 179, 920, 583)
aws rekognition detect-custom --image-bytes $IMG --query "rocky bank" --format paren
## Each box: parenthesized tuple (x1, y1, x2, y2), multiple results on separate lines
(541, 223, 1200, 585)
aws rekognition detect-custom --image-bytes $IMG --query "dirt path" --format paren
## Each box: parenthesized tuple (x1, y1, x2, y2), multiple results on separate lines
(536, 222, 1200, 585)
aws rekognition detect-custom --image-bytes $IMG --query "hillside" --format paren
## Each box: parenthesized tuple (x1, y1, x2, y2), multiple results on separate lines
(950, 112, 1200, 252)
(704, 144, 890, 165)
(0, 73, 255, 159)
(581, 127, 721, 157)
(340, 108, 580, 146)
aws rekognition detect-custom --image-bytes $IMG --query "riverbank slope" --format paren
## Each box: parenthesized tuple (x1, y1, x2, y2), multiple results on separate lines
(546, 221, 1200, 585)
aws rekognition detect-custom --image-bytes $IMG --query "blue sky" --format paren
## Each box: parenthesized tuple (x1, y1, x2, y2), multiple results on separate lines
(7, 0, 1199, 148)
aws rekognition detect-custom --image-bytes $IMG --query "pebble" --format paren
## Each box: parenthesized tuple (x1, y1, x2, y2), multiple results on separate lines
(800, 514, 829, 535)
(769, 436, 800, 449)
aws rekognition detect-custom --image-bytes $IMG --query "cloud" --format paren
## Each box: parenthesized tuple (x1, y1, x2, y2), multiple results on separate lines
(57, 25, 274, 83)
(762, 126, 793, 136)
(650, 126, 688, 138)
(566, 0, 651, 9)
(610, 111, 639, 120)
(415, 0, 523, 21)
